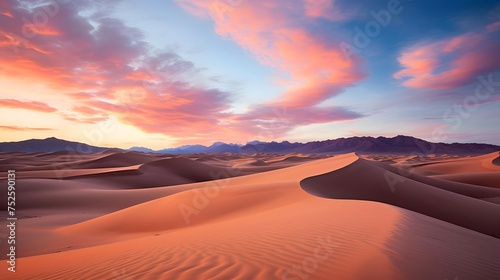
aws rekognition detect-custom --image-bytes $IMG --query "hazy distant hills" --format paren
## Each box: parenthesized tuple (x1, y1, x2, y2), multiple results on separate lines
(1, 135, 499, 155)
(129, 141, 242, 154)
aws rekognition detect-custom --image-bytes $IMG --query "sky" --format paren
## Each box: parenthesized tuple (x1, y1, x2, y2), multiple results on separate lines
(0, 0, 499, 149)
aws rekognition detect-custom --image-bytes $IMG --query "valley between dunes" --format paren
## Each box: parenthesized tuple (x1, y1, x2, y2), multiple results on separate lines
(0, 151, 499, 279)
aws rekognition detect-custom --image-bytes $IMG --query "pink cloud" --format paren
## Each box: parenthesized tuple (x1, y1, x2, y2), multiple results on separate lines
(0, 125, 54, 131)
(0, 99, 57, 112)
(72, 106, 103, 116)
(486, 21, 500, 32)
(176, 0, 365, 130)
(304, 0, 346, 20)
(0, 0, 365, 144)
(60, 105, 109, 124)
(0, 1, 237, 142)
(84, 85, 233, 137)
(394, 25, 500, 89)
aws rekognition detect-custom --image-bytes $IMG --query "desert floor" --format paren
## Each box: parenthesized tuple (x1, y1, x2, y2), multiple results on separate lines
(1, 151, 499, 279)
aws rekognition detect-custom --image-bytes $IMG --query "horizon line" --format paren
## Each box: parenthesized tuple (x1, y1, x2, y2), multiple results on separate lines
(2, 134, 499, 151)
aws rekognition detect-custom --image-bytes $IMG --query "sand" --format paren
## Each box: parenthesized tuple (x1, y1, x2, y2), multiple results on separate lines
(0, 151, 499, 279)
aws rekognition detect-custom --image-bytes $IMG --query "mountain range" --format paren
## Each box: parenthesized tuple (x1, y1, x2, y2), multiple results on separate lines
(1, 135, 499, 155)
(0, 137, 116, 153)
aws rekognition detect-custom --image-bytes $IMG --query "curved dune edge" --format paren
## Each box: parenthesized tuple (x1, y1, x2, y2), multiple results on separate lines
(432, 172, 500, 189)
(407, 151, 500, 175)
(9, 154, 360, 259)
(371, 160, 500, 197)
(9, 200, 407, 280)
(493, 152, 500, 166)
(6, 153, 500, 279)
(12, 207, 500, 280)
(300, 158, 500, 238)
(58, 153, 360, 235)
(11, 179, 500, 277)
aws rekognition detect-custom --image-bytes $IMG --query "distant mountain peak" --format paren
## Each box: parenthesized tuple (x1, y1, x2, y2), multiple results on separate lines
(0, 137, 118, 153)
(247, 140, 267, 145)
(129, 146, 155, 153)
(210, 141, 224, 147)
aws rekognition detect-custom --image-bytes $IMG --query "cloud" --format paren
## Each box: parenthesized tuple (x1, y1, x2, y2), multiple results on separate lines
(71, 105, 103, 116)
(0, 0, 238, 141)
(0, 1, 154, 90)
(60, 105, 109, 124)
(0, 125, 54, 131)
(486, 21, 500, 32)
(0, 0, 365, 144)
(176, 0, 366, 132)
(85, 85, 233, 137)
(177, 1, 365, 89)
(304, 0, 347, 21)
(394, 23, 500, 89)
(0, 99, 57, 112)
(236, 104, 363, 134)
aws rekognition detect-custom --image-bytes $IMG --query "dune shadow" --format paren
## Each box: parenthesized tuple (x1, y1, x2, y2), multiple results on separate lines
(493, 152, 500, 166)
(300, 158, 500, 238)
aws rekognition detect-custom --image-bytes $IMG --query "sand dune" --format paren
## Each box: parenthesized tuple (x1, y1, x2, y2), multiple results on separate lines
(1, 152, 499, 279)
(406, 151, 500, 175)
(372, 160, 500, 199)
(249, 159, 267, 166)
(493, 154, 500, 166)
(68, 157, 277, 189)
(0, 151, 107, 172)
(433, 172, 500, 189)
(73, 151, 162, 169)
(301, 158, 500, 237)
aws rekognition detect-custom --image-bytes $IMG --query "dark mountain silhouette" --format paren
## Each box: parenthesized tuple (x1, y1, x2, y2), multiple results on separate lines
(1, 135, 498, 155)
(162, 135, 499, 155)
(285, 135, 500, 155)
(0, 137, 119, 153)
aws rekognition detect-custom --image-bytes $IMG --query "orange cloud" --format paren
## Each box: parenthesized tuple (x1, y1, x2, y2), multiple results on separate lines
(85, 85, 233, 137)
(0, 99, 57, 112)
(0, 11, 13, 18)
(394, 24, 500, 89)
(0, 1, 235, 139)
(72, 105, 102, 116)
(177, 0, 365, 126)
(0, 1, 13, 18)
(59, 105, 109, 124)
(0, 0, 364, 144)
(304, 0, 346, 20)
(0, 125, 54, 131)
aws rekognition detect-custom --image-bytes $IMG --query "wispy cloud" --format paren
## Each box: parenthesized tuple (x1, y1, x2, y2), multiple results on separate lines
(0, 99, 57, 112)
(0, 125, 54, 131)
(394, 22, 500, 89)
(176, 0, 366, 132)
(0, 0, 236, 142)
(486, 21, 500, 32)
(0, 0, 366, 143)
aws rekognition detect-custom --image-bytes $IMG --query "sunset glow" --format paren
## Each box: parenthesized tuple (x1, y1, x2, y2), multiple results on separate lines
(1, 0, 499, 149)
